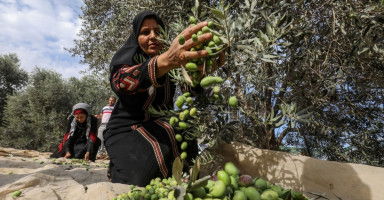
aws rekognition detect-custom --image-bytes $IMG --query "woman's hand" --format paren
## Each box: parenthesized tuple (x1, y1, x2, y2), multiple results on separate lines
(84, 152, 90, 161)
(64, 152, 71, 158)
(157, 21, 213, 77)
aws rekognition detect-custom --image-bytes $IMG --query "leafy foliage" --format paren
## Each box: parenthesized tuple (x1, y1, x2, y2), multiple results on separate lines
(0, 53, 28, 125)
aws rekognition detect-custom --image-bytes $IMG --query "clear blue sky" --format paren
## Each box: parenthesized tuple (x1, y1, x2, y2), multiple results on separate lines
(0, 0, 86, 78)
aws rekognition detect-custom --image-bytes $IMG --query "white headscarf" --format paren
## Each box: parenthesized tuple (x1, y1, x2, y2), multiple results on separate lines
(69, 103, 92, 139)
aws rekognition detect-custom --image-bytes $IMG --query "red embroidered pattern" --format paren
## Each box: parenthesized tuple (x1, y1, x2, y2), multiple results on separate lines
(88, 132, 97, 143)
(112, 64, 142, 93)
(121, 76, 139, 91)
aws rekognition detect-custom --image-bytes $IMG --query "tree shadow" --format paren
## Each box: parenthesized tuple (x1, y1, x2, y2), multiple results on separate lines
(301, 158, 372, 200)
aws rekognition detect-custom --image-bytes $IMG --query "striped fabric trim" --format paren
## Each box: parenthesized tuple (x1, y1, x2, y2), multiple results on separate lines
(148, 56, 160, 87)
(136, 127, 168, 178)
(155, 120, 179, 158)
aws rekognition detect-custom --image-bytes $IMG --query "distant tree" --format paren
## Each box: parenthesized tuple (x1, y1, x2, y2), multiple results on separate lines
(0, 53, 28, 125)
(0, 68, 71, 151)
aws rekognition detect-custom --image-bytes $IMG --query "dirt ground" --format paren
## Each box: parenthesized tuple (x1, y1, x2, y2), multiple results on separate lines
(1, 143, 383, 200)
(0, 147, 130, 200)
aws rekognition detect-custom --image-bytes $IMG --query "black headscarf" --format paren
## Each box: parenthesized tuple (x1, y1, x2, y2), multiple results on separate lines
(110, 11, 165, 75)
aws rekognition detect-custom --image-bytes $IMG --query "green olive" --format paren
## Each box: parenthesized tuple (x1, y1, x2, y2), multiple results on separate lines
(186, 62, 198, 72)
(169, 117, 179, 126)
(180, 152, 187, 160)
(178, 122, 189, 129)
(183, 92, 191, 97)
(189, 16, 197, 24)
(208, 21, 214, 28)
(186, 97, 193, 105)
(200, 76, 224, 88)
(189, 107, 197, 116)
(202, 26, 210, 33)
(192, 34, 198, 42)
(179, 112, 187, 121)
(175, 134, 183, 142)
(178, 35, 185, 45)
(209, 180, 226, 198)
(175, 95, 186, 109)
(233, 190, 247, 200)
(228, 96, 238, 108)
(213, 35, 222, 45)
(208, 41, 216, 47)
(180, 141, 188, 150)
(224, 162, 239, 176)
(217, 170, 230, 186)
(213, 86, 220, 94)
(205, 46, 213, 55)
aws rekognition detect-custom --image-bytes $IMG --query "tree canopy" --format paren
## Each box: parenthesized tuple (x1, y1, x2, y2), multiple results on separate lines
(0, 53, 28, 125)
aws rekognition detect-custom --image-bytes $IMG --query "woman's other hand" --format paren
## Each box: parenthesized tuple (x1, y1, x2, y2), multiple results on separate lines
(84, 152, 90, 161)
(157, 22, 213, 77)
(64, 152, 71, 158)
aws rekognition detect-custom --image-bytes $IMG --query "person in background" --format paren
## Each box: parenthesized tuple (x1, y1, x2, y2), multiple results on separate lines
(51, 103, 100, 161)
(104, 10, 212, 186)
(95, 96, 116, 157)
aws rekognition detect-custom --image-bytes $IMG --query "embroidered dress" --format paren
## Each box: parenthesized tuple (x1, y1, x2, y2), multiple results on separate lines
(104, 11, 197, 186)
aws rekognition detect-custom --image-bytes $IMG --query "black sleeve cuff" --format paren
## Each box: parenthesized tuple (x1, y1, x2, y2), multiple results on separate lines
(87, 140, 94, 153)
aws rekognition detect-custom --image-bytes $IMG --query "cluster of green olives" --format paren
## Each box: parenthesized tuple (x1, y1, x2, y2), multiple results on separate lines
(113, 162, 308, 200)
(178, 16, 226, 88)
(113, 177, 179, 200)
(169, 91, 197, 160)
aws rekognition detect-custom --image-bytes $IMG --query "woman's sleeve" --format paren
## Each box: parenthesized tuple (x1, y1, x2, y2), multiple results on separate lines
(111, 56, 166, 95)
(86, 117, 98, 153)
(63, 117, 73, 153)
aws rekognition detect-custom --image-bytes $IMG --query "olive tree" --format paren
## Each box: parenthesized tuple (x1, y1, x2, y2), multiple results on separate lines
(0, 53, 28, 125)
(69, 0, 384, 166)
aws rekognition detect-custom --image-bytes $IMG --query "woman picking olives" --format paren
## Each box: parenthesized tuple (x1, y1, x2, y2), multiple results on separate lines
(104, 11, 215, 186)
(51, 103, 100, 161)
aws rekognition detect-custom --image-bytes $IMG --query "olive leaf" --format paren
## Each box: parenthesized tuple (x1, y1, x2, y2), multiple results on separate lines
(172, 157, 183, 185)
(260, 58, 276, 63)
(189, 159, 200, 183)
(188, 175, 211, 191)
(208, 7, 225, 20)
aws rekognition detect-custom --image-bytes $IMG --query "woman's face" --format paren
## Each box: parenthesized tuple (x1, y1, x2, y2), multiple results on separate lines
(138, 18, 161, 56)
(74, 113, 87, 123)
